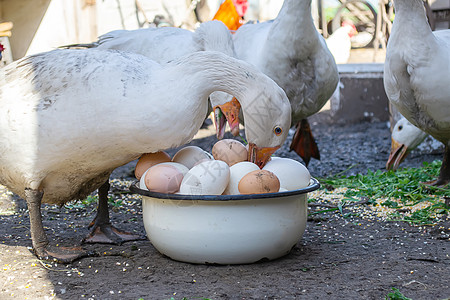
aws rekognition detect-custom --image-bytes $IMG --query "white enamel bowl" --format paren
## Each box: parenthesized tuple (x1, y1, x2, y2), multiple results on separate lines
(130, 178, 320, 265)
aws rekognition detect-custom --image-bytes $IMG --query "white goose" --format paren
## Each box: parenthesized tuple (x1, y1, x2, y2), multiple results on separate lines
(384, 0, 450, 185)
(386, 117, 428, 170)
(0, 49, 291, 262)
(229, 0, 339, 166)
(68, 20, 241, 138)
(95, 20, 235, 62)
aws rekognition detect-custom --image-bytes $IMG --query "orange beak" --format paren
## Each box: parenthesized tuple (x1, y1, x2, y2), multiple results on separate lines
(213, 97, 241, 139)
(386, 138, 408, 171)
(248, 143, 280, 169)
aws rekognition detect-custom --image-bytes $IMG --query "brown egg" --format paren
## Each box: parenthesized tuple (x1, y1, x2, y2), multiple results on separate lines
(212, 139, 248, 166)
(238, 170, 280, 194)
(135, 151, 171, 180)
(144, 164, 184, 193)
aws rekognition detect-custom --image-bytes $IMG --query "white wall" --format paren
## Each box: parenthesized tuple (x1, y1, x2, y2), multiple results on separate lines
(27, 0, 97, 56)
(23, 0, 198, 57)
(96, 0, 197, 35)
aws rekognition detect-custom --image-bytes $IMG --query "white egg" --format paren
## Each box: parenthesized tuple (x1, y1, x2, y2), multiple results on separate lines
(223, 161, 260, 195)
(263, 157, 310, 190)
(179, 160, 230, 195)
(192, 158, 213, 167)
(139, 169, 150, 191)
(269, 156, 282, 161)
(172, 146, 212, 169)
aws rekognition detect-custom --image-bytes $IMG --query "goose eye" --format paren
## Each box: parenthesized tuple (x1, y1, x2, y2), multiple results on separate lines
(398, 125, 403, 131)
(273, 126, 283, 136)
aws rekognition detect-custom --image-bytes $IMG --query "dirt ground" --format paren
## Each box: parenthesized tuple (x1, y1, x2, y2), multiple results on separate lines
(0, 119, 449, 300)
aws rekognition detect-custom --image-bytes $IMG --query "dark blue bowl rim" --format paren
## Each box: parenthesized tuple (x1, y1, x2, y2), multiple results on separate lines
(129, 177, 320, 201)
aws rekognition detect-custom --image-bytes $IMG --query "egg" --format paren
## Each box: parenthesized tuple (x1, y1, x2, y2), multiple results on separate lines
(179, 160, 230, 195)
(223, 161, 260, 195)
(238, 170, 280, 194)
(135, 151, 171, 180)
(211, 139, 248, 166)
(192, 158, 213, 167)
(139, 162, 188, 191)
(263, 157, 310, 190)
(139, 169, 150, 191)
(156, 162, 189, 176)
(172, 146, 212, 169)
(144, 164, 184, 193)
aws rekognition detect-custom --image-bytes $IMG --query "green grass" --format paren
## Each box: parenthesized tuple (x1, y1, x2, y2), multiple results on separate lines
(318, 160, 450, 224)
(81, 195, 98, 206)
(385, 288, 412, 300)
(65, 194, 122, 209)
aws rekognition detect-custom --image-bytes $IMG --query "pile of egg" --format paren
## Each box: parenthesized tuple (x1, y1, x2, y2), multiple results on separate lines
(135, 139, 311, 195)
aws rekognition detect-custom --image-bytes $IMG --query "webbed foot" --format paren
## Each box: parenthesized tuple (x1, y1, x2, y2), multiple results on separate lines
(83, 224, 145, 244)
(289, 119, 320, 166)
(33, 244, 97, 263)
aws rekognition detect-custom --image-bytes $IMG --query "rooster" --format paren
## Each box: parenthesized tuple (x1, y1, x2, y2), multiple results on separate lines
(0, 43, 5, 61)
(326, 21, 357, 64)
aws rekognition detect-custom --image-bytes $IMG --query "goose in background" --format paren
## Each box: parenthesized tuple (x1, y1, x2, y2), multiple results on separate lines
(227, 0, 339, 166)
(384, 0, 450, 185)
(386, 117, 428, 170)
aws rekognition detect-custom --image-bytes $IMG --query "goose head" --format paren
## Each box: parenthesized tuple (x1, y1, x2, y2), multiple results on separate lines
(208, 62, 291, 168)
(211, 75, 291, 169)
(386, 117, 428, 170)
(238, 80, 291, 169)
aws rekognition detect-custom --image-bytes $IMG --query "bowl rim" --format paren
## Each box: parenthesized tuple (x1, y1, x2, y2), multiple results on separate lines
(129, 177, 320, 201)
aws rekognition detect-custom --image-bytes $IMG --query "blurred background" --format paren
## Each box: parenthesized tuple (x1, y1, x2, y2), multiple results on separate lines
(0, 0, 448, 64)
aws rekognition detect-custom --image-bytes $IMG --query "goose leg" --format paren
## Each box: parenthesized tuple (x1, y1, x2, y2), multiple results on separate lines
(83, 179, 145, 244)
(289, 119, 320, 166)
(25, 188, 94, 263)
(424, 145, 450, 187)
